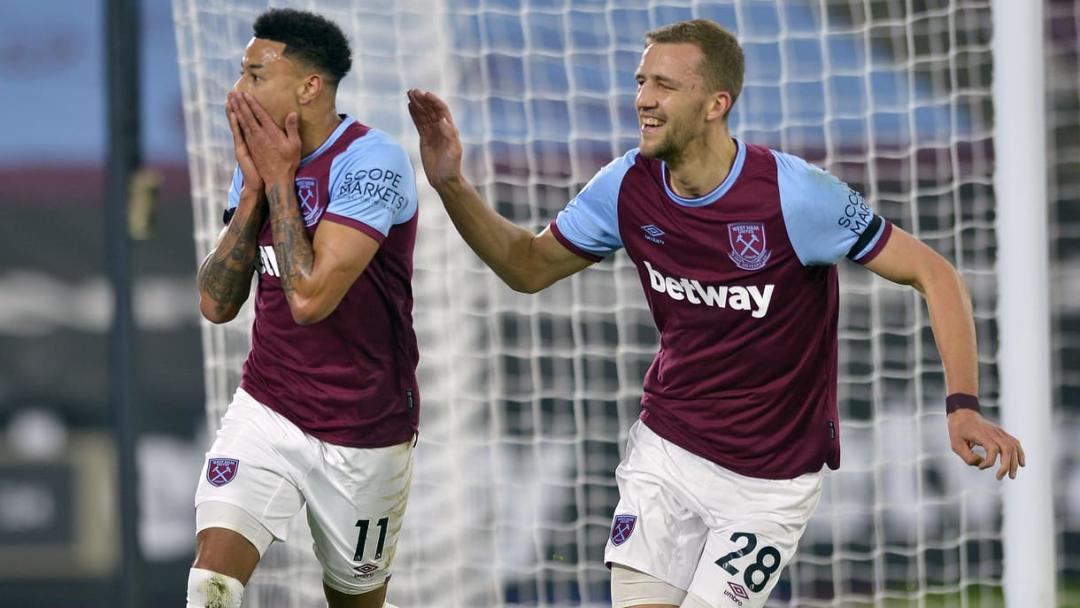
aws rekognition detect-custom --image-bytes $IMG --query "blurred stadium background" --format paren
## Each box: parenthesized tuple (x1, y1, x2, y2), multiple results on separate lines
(0, 0, 1076, 606)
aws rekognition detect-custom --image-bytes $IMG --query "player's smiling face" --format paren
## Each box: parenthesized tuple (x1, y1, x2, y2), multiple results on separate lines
(635, 43, 714, 164)
(233, 37, 302, 128)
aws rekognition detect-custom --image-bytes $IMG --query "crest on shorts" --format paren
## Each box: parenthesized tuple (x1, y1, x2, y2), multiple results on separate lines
(610, 514, 637, 546)
(206, 458, 239, 487)
(296, 177, 323, 226)
(727, 222, 771, 271)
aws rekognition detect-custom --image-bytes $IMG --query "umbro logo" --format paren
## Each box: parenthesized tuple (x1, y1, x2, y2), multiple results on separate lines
(728, 581, 750, 600)
(641, 224, 665, 244)
(353, 562, 379, 578)
(723, 580, 750, 605)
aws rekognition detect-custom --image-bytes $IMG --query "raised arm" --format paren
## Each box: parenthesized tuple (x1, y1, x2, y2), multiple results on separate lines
(863, 227, 1026, 479)
(231, 92, 380, 325)
(197, 102, 268, 324)
(406, 89, 592, 293)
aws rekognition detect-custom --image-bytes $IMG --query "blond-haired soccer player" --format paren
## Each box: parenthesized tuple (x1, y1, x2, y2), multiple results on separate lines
(191, 9, 418, 608)
(408, 19, 1023, 608)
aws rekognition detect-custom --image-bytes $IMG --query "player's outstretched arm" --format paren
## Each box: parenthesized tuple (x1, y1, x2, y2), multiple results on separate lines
(231, 92, 380, 325)
(196, 100, 269, 324)
(864, 227, 1026, 480)
(407, 89, 592, 293)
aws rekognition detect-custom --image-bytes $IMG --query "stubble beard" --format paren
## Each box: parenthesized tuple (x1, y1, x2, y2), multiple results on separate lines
(640, 124, 686, 167)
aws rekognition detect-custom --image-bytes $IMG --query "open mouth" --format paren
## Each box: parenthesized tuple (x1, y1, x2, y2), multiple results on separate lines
(640, 116, 665, 135)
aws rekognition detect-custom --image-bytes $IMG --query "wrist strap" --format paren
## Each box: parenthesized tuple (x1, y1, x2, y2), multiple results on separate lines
(946, 393, 981, 414)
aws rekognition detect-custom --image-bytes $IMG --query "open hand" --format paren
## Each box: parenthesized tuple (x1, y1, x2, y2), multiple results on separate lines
(947, 409, 1025, 480)
(228, 92, 301, 184)
(226, 97, 263, 193)
(406, 89, 463, 189)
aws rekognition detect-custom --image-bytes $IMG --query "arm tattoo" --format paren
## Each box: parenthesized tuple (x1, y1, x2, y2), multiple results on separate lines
(197, 202, 265, 317)
(266, 182, 315, 297)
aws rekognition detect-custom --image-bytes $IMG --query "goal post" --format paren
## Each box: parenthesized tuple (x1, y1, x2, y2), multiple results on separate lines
(171, 1, 1051, 606)
(991, 0, 1056, 605)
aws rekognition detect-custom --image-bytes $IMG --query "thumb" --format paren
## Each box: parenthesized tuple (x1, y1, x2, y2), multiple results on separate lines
(952, 438, 983, 466)
(285, 112, 300, 141)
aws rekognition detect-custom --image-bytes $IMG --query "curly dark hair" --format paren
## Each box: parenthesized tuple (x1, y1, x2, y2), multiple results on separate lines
(253, 9, 352, 86)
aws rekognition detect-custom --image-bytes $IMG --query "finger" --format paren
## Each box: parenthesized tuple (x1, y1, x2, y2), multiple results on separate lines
(995, 442, 1012, 480)
(227, 109, 245, 144)
(952, 440, 983, 466)
(407, 89, 437, 125)
(406, 91, 425, 125)
(285, 112, 300, 144)
(423, 91, 456, 127)
(233, 92, 261, 132)
(1018, 442, 1026, 468)
(242, 92, 276, 128)
(979, 440, 1000, 471)
(1008, 442, 1020, 479)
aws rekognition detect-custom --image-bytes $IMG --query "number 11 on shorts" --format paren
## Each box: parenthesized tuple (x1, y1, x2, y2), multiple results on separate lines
(354, 517, 389, 561)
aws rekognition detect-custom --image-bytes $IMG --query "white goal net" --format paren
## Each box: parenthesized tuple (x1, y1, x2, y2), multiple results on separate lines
(173, 1, 1008, 605)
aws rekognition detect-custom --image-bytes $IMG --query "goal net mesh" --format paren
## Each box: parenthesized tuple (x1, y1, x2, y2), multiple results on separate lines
(173, 1, 1008, 605)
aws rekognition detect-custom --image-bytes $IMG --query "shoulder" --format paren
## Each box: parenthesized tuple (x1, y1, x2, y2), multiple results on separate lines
(600, 148, 641, 177)
(770, 149, 845, 191)
(329, 128, 416, 192)
(340, 128, 411, 166)
(583, 148, 642, 193)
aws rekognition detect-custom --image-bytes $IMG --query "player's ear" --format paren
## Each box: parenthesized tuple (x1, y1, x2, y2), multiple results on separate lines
(706, 90, 732, 123)
(297, 73, 323, 105)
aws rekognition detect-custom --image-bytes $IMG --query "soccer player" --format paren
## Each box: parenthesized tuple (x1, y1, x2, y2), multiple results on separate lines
(190, 9, 418, 608)
(407, 18, 1024, 608)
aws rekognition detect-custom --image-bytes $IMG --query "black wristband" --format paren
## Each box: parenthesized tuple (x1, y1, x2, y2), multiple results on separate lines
(946, 393, 981, 414)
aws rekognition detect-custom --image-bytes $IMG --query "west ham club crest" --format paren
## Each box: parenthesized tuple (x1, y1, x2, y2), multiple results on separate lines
(727, 222, 771, 271)
(610, 514, 637, 546)
(207, 458, 239, 487)
(296, 177, 323, 226)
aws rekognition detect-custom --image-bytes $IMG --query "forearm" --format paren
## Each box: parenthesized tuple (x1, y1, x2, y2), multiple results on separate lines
(434, 176, 543, 291)
(918, 264, 979, 396)
(265, 178, 320, 316)
(197, 191, 265, 323)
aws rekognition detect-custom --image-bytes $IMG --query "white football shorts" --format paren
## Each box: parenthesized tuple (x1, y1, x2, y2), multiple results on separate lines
(605, 420, 822, 608)
(194, 387, 414, 594)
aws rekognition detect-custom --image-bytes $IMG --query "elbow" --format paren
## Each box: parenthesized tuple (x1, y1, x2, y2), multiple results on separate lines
(288, 296, 331, 326)
(199, 297, 239, 324)
(507, 278, 541, 294)
(501, 271, 546, 294)
(914, 255, 967, 300)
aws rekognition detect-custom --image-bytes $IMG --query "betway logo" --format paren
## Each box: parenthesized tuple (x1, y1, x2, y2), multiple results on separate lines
(644, 261, 774, 318)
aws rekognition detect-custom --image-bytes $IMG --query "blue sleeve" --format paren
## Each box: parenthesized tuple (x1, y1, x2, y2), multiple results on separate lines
(227, 166, 243, 209)
(223, 166, 243, 224)
(551, 149, 636, 259)
(326, 132, 417, 239)
(774, 150, 891, 266)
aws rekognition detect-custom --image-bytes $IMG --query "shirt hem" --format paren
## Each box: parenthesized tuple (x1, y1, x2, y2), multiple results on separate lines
(639, 410, 829, 481)
(322, 212, 387, 244)
(239, 378, 416, 448)
(549, 220, 604, 262)
(854, 221, 894, 265)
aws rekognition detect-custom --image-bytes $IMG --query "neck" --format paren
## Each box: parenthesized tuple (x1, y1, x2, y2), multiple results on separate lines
(299, 108, 343, 157)
(666, 127, 737, 199)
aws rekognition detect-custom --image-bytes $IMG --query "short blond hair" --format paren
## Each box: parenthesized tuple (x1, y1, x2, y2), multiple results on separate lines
(645, 19, 745, 118)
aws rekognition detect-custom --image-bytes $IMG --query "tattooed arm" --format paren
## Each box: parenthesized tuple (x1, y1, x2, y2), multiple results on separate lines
(197, 188, 265, 323)
(264, 179, 380, 325)
(197, 97, 269, 324)
(232, 92, 380, 325)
